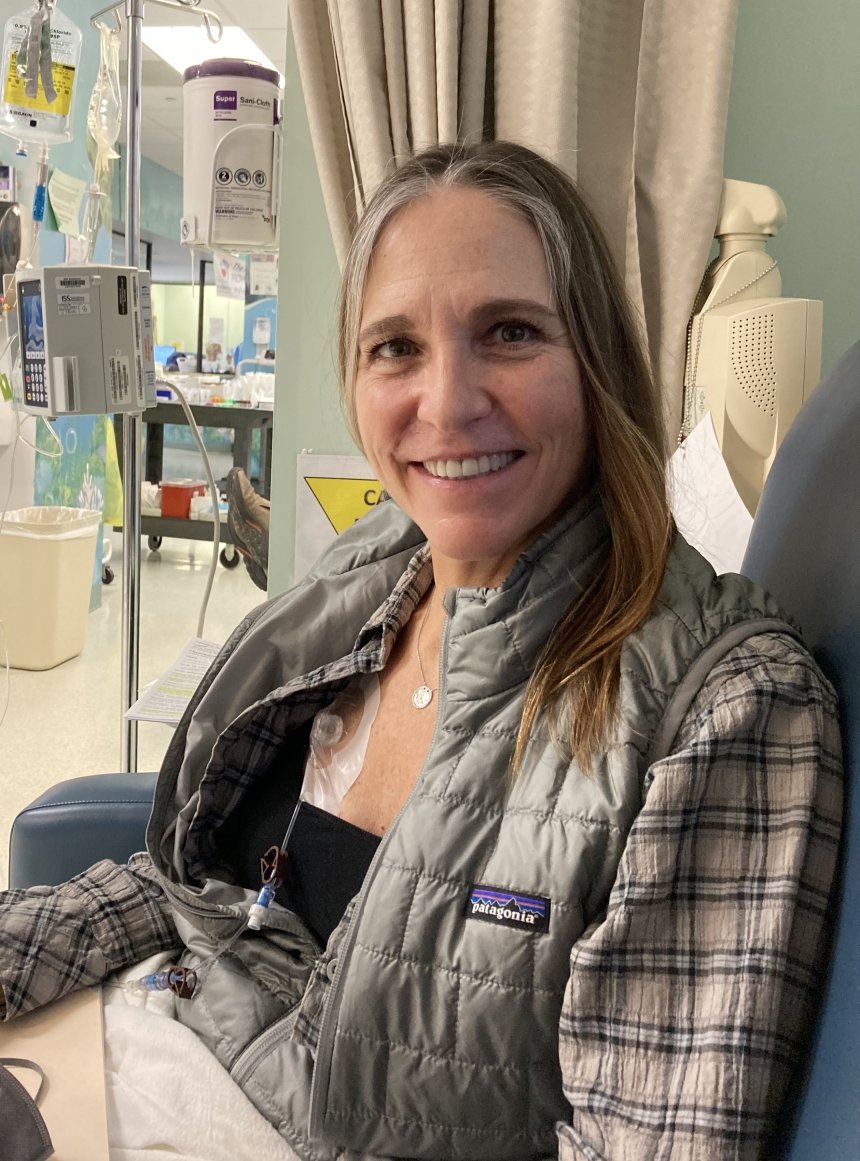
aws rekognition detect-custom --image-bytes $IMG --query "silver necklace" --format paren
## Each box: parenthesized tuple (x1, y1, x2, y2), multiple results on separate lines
(411, 602, 436, 710)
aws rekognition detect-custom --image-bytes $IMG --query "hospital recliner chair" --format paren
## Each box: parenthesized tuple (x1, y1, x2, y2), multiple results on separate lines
(740, 339, 860, 1161)
(7, 343, 860, 1160)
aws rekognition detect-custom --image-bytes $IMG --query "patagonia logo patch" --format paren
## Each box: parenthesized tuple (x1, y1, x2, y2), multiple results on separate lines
(465, 885, 551, 933)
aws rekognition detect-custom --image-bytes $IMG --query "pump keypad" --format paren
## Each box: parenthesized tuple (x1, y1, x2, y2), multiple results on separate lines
(25, 355, 47, 407)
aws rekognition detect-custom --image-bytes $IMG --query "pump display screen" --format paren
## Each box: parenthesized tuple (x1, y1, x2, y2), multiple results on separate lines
(19, 280, 47, 408)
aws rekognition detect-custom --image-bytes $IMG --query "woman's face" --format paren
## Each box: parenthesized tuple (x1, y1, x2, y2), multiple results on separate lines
(354, 186, 591, 588)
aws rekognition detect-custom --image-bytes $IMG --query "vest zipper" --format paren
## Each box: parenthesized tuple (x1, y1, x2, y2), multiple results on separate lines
(307, 609, 453, 1141)
(229, 1006, 300, 1085)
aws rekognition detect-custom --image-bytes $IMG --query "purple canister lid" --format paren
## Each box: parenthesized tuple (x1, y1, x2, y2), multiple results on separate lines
(183, 58, 280, 86)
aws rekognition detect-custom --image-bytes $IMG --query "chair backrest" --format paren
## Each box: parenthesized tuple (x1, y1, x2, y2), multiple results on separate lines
(742, 340, 860, 1160)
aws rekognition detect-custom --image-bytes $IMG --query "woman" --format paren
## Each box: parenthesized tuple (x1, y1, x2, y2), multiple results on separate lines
(0, 143, 842, 1160)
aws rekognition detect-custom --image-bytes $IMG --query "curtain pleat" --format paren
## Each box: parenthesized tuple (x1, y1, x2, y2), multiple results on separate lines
(288, 0, 356, 258)
(288, 0, 739, 433)
(493, 0, 580, 168)
(381, 2, 409, 159)
(402, 2, 437, 149)
(457, 1, 490, 144)
(433, 0, 461, 142)
(627, 0, 739, 432)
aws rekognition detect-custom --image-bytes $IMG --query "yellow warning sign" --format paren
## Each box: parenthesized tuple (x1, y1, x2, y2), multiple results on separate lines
(304, 476, 383, 534)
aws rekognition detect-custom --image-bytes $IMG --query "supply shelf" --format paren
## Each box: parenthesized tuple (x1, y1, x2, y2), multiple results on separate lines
(114, 400, 273, 562)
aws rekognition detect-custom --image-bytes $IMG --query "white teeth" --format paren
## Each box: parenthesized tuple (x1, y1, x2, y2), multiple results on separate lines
(423, 451, 517, 479)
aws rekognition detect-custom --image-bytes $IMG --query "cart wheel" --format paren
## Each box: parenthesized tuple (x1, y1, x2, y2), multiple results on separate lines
(147, 535, 163, 552)
(102, 564, 115, 585)
(220, 545, 241, 569)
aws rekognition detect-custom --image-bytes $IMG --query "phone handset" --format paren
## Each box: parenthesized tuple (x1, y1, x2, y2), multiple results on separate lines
(681, 179, 822, 515)
(682, 179, 786, 439)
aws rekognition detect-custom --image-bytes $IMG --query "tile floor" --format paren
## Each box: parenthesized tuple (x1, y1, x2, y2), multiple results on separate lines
(0, 529, 265, 887)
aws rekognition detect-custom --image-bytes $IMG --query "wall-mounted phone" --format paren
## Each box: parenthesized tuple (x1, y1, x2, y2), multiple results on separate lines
(8, 264, 156, 416)
(683, 179, 823, 515)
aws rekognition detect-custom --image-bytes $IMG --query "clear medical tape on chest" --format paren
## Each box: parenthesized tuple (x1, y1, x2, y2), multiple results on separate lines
(301, 672, 380, 814)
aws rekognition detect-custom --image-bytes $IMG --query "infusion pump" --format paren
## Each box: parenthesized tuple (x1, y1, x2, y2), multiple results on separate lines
(8, 264, 156, 416)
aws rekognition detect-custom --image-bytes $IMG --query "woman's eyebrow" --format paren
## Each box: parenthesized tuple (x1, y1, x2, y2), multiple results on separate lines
(470, 298, 559, 324)
(358, 314, 413, 345)
(359, 300, 558, 345)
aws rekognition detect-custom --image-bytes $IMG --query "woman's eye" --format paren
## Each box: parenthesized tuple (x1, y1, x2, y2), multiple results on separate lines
(370, 337, 416, 360)
(493, 321, 539, 345)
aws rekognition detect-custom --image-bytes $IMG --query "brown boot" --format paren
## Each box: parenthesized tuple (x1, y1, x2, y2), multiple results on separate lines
(226, 468, 270, 590)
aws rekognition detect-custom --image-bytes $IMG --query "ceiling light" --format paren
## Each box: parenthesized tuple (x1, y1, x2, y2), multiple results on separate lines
(141, 26, 282, 81)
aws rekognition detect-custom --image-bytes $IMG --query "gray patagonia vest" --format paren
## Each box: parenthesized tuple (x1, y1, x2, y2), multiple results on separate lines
(148, 500, 796, 1161)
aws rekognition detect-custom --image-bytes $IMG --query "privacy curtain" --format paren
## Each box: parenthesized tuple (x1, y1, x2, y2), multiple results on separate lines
(289, 0, 739, 436)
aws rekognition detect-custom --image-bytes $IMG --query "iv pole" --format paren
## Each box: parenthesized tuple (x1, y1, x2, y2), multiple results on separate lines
(121, 0, 142, 773)
(88, 0, 222, 771)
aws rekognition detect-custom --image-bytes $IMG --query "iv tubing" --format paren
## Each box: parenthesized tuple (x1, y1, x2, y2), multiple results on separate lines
(29, 143, 50, 254)
(32, 145, 49, 221)
(159, 377, 220, 639)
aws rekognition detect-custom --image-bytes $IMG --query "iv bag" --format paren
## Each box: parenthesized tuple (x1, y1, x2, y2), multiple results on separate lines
(87, 20, 121, 158)
(81, 18, 121, 256)
(0, 4, 82, 146)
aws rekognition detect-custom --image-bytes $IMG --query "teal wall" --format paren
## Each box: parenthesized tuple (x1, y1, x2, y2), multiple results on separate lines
(266, 22, 346, 594)
(114, 147, 183, 244)
(724, 0, 860, 377)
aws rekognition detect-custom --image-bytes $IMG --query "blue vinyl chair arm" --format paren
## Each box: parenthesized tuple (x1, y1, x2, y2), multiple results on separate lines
(8, 773, 158, 890)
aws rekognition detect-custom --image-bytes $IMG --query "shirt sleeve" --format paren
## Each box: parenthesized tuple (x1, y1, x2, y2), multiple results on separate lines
(556, 632, 843, 1161)
(0, 852, 180, 1020)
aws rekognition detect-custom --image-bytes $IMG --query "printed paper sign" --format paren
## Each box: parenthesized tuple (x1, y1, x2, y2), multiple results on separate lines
(125, 638, 222, 725)
(214, 252, 247, 300)
(249, 253, 278, 296)
(47, 169, 86, 236)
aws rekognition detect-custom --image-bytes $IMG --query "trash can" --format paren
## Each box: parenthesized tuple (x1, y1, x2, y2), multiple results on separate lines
(0, 507, 101, 670)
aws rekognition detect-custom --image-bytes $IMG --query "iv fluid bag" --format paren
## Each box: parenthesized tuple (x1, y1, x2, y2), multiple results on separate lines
(87, 21, 121, 157)
(0, 5, 82, 146)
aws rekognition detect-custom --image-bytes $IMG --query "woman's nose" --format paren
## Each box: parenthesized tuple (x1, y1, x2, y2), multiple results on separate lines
(416, 343, 492, 430)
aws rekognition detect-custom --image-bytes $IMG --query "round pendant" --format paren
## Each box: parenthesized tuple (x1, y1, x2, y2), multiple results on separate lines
(411, 684, 433, 710)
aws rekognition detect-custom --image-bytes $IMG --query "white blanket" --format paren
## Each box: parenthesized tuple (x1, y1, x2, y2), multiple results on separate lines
(103, 955, 298, 1161)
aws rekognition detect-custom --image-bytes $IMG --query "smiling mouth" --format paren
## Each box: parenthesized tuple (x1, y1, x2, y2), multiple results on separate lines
(421, 451, 521, 480)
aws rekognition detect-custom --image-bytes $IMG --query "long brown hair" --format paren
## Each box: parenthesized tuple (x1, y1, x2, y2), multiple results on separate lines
(338, 142, 672, 770)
